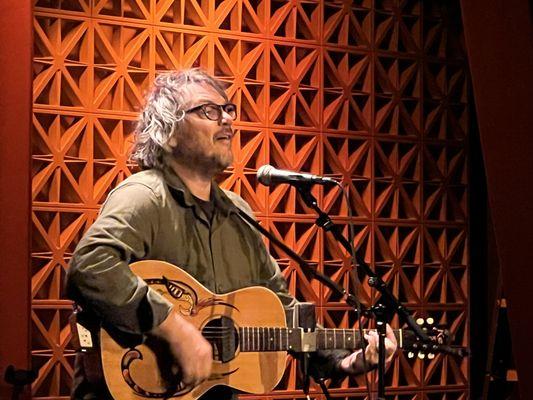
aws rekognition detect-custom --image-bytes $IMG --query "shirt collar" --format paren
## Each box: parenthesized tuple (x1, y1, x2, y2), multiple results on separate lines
(161, 165, 238, 217)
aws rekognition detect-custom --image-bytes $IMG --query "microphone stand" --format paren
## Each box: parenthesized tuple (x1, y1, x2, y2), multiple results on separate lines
(236, 181, 456, 399)
(295, 183, 432, 400)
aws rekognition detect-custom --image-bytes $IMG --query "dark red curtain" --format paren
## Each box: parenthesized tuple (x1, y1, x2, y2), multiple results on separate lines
(0, 1, 32, 399)
(461, 0, 533, 398)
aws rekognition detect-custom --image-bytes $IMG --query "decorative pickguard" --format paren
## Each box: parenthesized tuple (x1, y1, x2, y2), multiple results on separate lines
(145, 276, 198, 315)
(145, 276, 237, 316)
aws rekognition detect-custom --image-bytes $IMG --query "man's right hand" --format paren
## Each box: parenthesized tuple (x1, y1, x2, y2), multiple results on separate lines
(150, 309, 213, 387)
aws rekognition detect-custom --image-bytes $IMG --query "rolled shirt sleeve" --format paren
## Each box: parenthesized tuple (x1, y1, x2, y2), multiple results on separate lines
(66, 183, 173, 336)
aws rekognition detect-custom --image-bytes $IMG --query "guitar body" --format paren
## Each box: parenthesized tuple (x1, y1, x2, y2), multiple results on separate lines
(101, 260, 288, 400)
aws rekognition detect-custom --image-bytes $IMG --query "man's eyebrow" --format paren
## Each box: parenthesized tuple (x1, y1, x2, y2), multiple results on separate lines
(199, 99, 228, 104)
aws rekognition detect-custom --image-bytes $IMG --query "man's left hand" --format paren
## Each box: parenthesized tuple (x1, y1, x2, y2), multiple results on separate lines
(339, 324, 398, 374)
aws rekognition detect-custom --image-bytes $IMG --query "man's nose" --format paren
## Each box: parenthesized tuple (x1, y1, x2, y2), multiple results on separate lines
(219, 109, 235, 125)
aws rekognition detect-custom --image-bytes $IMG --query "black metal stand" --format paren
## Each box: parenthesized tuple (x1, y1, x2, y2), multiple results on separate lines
(4, 365, 37, 400)
(294, 184, 432, 399)
(373, 304, 388, 399)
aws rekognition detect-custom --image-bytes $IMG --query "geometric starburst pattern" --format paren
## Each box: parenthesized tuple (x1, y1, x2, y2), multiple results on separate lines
(32, 0, 469, 398)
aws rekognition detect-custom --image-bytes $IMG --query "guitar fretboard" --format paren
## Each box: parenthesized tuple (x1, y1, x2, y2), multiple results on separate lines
(238, 327, 397, 352)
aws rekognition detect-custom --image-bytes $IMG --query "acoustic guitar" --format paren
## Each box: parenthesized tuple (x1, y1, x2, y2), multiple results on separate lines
(100, 260, 444, 400)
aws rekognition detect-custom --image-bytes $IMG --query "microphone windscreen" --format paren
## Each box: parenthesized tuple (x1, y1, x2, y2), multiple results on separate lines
(257, 165, 274, 186)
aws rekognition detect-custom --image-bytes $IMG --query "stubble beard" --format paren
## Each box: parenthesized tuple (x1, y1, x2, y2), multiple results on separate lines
(171, 132, 233, 178)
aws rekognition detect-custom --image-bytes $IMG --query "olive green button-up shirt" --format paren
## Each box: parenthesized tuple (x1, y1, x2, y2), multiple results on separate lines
(67, 167, 294, 337)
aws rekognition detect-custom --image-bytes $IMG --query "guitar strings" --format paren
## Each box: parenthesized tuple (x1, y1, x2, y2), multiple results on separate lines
(200, 327, 366, 342)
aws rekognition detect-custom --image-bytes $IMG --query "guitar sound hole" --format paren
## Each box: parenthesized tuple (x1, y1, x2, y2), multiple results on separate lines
(202, 316, 239, 363)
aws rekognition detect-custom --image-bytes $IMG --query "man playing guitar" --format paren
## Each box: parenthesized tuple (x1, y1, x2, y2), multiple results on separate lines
(66, 69, 397, 400)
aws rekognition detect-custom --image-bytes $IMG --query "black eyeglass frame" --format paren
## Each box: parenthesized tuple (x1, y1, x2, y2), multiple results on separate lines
(184, 102, 237, 121)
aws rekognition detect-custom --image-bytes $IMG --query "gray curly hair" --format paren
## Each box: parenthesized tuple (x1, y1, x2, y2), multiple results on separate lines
(130, 69, 228, 170)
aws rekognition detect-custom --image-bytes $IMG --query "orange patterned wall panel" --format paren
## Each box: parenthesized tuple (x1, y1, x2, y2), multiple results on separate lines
(31, 0, 469, 398)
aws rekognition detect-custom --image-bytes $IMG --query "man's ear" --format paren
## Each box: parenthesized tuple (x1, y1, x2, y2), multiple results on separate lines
(163, 135, 178, 152)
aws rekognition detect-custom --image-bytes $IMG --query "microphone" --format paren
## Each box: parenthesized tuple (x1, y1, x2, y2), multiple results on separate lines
(257, 165, 337, 187)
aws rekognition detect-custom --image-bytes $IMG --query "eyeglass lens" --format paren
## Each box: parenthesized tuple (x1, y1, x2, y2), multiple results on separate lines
(204, 104, 236, 120)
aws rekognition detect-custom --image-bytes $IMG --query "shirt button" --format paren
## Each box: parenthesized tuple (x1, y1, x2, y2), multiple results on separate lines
(217, 284, 224, 292)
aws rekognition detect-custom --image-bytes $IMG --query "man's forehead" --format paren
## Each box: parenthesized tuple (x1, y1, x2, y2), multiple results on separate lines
(183, 81, 227, 104)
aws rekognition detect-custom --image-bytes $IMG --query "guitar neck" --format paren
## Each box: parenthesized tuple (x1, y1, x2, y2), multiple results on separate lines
(238, 327, 404, 352)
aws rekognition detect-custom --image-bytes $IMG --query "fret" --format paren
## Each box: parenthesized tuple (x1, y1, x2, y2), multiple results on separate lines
(347, 328, 354, 348)
(350, 329, 356, 348)
(333, 328, 336, 348)
(335, 329, 343, 349)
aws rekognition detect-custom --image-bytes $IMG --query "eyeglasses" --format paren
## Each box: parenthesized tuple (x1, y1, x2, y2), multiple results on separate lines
(184, 103, 237, 121)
